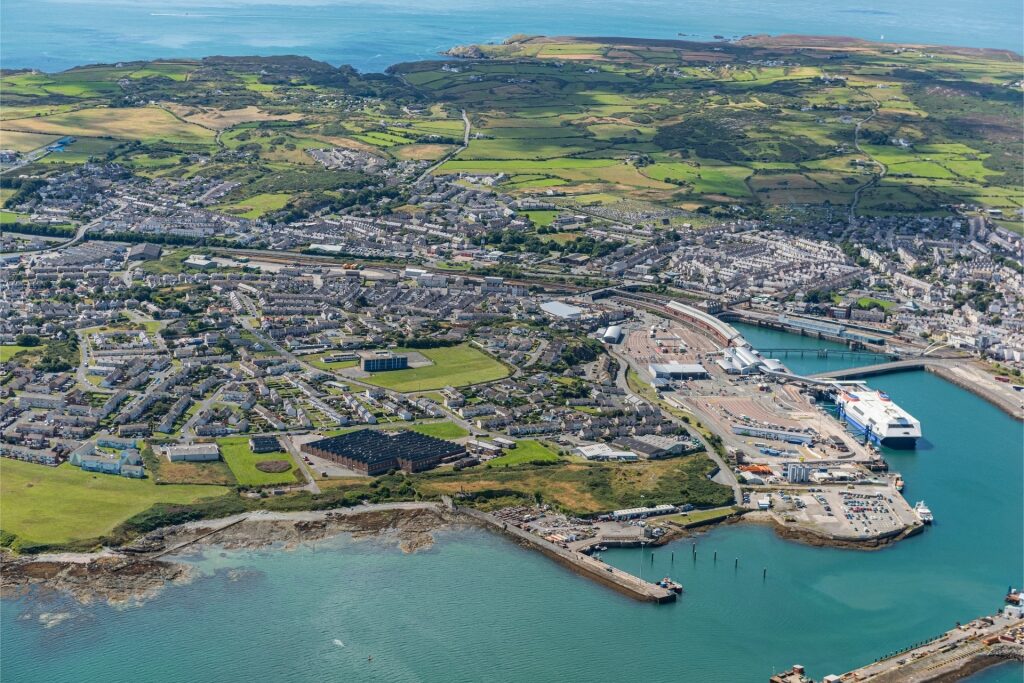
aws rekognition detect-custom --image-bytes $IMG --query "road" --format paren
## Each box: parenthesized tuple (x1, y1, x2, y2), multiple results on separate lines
(810, 357, 964, 380)
(415, 108, 470, 183)
(609, 347, 742, 504)
(24, 197, 130, 256)
(281, 435, 321, 494)
(846, 92, 886, 233)
(74, 329, 113, 394)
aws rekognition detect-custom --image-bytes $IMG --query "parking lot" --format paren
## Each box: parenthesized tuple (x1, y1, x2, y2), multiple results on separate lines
(769, 486, 920, 540)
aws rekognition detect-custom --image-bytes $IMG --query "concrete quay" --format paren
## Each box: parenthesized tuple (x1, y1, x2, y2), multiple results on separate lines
(831, 614, 1023, 682)
(456, 506, 677, 604)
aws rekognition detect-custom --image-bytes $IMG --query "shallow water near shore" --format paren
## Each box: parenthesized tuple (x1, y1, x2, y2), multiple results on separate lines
(963, 661, 1024, 682)
(2, 329, 1022, 682)
(2, 0, 1022, 73)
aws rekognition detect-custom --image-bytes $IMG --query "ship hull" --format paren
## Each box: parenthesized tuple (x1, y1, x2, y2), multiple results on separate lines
(838, 411, 919, 449)
(880, 436, 918, 450)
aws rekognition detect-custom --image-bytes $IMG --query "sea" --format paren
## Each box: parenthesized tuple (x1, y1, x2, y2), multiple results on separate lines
(1, 0, 1022, 74)
(2, 323, 1022, 682)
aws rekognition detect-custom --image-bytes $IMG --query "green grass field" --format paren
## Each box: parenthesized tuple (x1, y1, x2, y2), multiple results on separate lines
(522, 210, 560, 227)
(407, 422, 470, 439)
(857, 297, 896, 311)
(217, 436, 301, 486)
(0, 459, 228, 545)
(665, 506, 742, 527)
(362, 344, 509, 392)
(298, 351, 358, 371)
(487, 440, 559, 466)
(0, 344, 37, 360)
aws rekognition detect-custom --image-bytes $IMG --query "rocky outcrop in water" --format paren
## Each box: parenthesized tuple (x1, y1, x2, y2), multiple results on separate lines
(1, 553, 193, 606)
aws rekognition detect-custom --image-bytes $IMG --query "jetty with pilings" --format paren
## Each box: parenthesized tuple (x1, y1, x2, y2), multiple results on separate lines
(454, 505, 677, 604)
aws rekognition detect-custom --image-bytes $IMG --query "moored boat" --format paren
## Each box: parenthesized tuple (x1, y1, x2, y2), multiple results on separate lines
(914, 501, 933, 524)
(834, 384, 921, 449)
(658, 577, 684, 593)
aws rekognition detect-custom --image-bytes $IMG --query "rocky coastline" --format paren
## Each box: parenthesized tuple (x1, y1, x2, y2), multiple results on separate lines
(1, 504, 458, 607)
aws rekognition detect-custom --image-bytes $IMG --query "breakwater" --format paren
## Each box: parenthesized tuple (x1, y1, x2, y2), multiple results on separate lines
(457, 506, 677, 603)
(927, 364, 1024, 422)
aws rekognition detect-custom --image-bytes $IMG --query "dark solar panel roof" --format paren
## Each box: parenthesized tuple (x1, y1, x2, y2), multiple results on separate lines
(307, 430, 463, 465)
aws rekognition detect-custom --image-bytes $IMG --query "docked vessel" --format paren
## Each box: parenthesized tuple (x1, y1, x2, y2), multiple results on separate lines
(834, 383, 921, 448)
(893, 474, 904, 492)
(658, 577, 684, 594)
(914, 501, 933, 524)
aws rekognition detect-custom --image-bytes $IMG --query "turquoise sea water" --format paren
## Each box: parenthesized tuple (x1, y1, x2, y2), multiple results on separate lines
(731, 321, 889, 375)
(2, 0, 1022, 73)
(2, 324, 1021, 682)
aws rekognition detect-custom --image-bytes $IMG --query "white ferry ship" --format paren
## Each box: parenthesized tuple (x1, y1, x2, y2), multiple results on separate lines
(834, 384, 921, 449)
(914, 501, 933, 524)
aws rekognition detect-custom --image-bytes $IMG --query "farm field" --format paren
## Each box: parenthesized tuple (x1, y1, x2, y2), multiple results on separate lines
(362, 344, 509, 392)
(2, 106, 215, 145)
(0, 35, 1019, 221)
(0, 130, 60, 152)
(0, 459, 228, 546)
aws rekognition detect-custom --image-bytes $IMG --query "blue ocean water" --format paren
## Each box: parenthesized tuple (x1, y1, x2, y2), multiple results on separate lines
(3, 340, 1021, 681)
(1, 0, 1021, 74)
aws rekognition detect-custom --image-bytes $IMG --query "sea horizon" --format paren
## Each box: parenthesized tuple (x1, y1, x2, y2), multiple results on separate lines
(2, 0, 1022, 73)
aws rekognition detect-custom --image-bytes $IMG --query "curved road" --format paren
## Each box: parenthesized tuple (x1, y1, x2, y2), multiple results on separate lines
(847, 92, 886, 230)
(608, 347, 742, 504)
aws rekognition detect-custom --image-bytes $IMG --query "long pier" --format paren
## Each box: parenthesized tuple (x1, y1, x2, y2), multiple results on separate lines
(811, 358, 1024, 421)
(810, 358, 960, 380)
(456, 506, 677, 604)
(826, 614, 1023, 682)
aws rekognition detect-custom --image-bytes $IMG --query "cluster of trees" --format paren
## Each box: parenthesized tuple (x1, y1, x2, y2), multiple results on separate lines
(36, 337, 79, 373)
(273, 186, 401, 223)
(561, 235, 625, 258)
(2, 222, 76, 238)
(474, 229, 551, 255)
(0, 177, 46, 209)
(473, 230, 624, 258)
(550, 338, 603, 371)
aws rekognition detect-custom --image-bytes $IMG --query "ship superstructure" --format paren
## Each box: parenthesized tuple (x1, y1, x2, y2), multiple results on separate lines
(834, 383, 921, 448)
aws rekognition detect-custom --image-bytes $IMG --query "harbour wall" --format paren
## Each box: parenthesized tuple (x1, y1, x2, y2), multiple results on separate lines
(455, 506, 677, 604)
(926, 364, 1024, 422)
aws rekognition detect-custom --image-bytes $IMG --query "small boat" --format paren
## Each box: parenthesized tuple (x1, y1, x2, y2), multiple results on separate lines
(658, 577, 684, 594)
(893, 475, 904, 492)
(914, 501, 933, 524)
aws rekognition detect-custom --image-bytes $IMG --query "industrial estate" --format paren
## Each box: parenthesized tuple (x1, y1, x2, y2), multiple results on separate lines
(1, 33, 1022, 682)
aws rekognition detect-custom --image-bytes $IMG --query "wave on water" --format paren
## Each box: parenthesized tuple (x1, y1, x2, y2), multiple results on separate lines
(150, 12, 289, 18)
(839, 9, 896, 15)
(333, 639, 345, 647)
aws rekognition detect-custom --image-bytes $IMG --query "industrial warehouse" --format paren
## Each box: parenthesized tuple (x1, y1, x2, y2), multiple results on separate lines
(300, 429, 465, 475)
